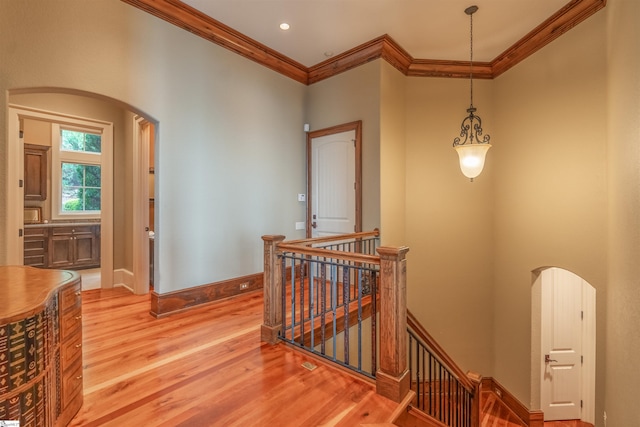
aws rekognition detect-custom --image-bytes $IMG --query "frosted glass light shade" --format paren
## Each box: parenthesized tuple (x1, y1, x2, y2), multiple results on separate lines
(454, 143, 491, 179)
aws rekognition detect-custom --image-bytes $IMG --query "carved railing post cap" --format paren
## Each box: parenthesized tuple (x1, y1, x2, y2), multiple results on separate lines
(376, 246, 410, 258)
(262, 235, 286, 242)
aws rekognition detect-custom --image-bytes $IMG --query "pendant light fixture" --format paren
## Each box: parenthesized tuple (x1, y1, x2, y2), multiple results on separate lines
(453, 5, 491, 181)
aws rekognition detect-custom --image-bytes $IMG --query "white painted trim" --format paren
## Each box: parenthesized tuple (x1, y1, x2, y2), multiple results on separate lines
(6, 109, 24, 264)
(113, 268, 135, 292)
(7, 105, 113, 290)
(132, 116, 150, 294)
(581, 282, 596, 424)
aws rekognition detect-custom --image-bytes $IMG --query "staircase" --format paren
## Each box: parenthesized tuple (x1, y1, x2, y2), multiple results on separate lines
(260, 230, 482, 427)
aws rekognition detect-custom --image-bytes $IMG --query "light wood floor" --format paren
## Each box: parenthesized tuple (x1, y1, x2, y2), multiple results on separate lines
(68, 287, 397, 426)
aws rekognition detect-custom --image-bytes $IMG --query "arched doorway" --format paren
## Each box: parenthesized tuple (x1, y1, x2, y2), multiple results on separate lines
(531, 267, 596, 424)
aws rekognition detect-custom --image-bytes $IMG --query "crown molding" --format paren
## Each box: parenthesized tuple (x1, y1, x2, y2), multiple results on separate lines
(121, 0, 606, 85)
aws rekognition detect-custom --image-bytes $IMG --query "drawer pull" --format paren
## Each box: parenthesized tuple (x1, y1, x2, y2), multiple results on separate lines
(75, 343, 82, 348)
(76, 375, 83, 380)
(75, 315, 82, 320)
(75, 291, 81, 296)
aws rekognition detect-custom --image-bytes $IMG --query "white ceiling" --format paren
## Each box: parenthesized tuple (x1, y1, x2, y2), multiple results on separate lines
(182, 0, 569, 67)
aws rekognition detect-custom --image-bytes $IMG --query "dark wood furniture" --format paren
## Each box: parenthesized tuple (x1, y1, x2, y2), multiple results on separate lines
(23, 224, 100, 270)
(0, 266, 83, 426)
(24, 143, 49, 201)
(49, 225, 100, 270)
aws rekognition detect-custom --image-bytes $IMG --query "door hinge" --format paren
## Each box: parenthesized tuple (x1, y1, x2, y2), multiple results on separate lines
(580, 400, 583, 409)
(19, 228, 23, 237)
(581, 355, 583, 365)
(19, 179, 23, 188)
(581, 310, 584, 320)
(19, 130, 24, 138)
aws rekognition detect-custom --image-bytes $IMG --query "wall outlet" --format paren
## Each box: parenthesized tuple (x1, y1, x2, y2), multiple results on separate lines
(240, 282, 249, 290)
(297, 193, 306, 202)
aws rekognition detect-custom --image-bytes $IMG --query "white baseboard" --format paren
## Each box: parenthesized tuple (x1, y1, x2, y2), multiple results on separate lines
(113, 268, 135, 293)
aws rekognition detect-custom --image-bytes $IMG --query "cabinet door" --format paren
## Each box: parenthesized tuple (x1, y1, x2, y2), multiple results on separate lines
(50, 228, 74, 268)
(73, 226, 99, 268)
(24, 144, 49, 201)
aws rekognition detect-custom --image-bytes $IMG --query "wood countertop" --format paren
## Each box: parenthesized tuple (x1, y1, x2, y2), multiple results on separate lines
(0, 265, 80, 322)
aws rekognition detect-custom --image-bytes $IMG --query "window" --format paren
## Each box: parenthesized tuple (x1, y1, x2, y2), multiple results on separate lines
(52, 125, 105, 219)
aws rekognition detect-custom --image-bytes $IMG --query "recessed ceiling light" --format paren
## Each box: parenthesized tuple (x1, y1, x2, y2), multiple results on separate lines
(324, 51, 334, 57)
(279, 23, 290, 30)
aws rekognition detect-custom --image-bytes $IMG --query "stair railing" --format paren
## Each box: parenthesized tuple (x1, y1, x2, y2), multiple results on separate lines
(261, 230, 411, 403)
(407, 311, 482, 427)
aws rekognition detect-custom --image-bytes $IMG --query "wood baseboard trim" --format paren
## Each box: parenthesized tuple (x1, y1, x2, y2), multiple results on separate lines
(482, 377, 544, 427)
(150, 272, 263, 317)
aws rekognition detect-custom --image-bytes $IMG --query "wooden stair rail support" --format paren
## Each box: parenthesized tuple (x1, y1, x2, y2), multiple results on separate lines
(261, 235, 286, 343)
(376, 245, 411, 403)
(467, 371, 482, 427)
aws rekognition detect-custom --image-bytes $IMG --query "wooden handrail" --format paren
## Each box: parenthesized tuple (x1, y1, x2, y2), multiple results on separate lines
(406, 310, 475, 392)
(277, 243, 381, 265)
(284, 228, 380, 246)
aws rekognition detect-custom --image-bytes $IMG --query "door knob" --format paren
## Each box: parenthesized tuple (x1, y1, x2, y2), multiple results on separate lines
(545, 354, 558, 363)
(311, 221, 317, 228)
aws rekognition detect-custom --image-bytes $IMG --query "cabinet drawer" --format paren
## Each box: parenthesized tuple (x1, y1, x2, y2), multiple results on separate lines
(60, 283, 82, 312)
(61, 308, 82, 341)
(62, 360, 83, 409)
(61, 330, 83, 371)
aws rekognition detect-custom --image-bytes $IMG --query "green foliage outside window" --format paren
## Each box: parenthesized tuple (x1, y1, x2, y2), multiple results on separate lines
(61, 129, 101, 153)
(61, 163, 101, 212)
(59, 129, 102, 213)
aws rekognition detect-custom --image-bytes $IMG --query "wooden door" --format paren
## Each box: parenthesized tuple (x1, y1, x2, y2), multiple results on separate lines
(307, 121, 362, 238)
(541, 268, 583, 420)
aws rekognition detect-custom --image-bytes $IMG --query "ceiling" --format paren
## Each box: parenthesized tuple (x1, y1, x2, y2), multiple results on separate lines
(181, 0, 569, 67)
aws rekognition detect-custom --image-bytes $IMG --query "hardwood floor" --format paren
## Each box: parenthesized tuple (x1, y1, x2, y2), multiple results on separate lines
(69, 287, 397, 426)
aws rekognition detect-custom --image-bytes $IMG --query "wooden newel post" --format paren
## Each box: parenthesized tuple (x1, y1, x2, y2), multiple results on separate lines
(467, 371, 482, 427)
(261, 235, 285, 344)
(375, 245, 410, 403)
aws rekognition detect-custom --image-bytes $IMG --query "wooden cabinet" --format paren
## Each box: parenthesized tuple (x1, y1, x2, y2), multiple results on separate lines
(24, 143, 49, 201)
(0, 266, 83, 426)
(50, 225, 100, 270)
(24, 226, 49, 268)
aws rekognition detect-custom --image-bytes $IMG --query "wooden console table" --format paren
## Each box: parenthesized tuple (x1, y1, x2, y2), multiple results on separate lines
(0, 266, 83, 426)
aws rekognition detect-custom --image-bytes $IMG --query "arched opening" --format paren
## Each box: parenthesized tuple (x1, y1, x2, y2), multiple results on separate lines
(7, 88, 157, 295)
(531, 266, 596, 424)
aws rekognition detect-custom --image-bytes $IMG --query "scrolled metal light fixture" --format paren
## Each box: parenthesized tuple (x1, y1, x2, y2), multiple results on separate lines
(453, 5, 491, 182)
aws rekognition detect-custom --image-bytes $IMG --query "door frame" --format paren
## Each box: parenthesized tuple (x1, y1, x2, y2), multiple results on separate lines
(531, 266, 596, 424)
(7, 105, 114, 288)
(306, 120, 362, 238)
(132, 116, 152, 294)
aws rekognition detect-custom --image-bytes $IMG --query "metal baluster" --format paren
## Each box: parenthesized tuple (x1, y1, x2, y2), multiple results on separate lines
(331, 263, 337, 361)
(309, 258, 315, 349)
(356, 267, 362, 371)
(320, 261, 326, 355)
(342, 265, 350, 366)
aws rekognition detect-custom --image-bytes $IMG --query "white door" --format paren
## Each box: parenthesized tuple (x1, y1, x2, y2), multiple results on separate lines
(309, 128, 357, 238)
(541, 268, 583, 420)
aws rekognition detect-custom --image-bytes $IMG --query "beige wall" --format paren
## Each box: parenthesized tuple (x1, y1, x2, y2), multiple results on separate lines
(0, 0, 307, 292)
(380, 62, 407, 246)
(404, 75, 495, 375)
(605, 0, 640, 426)
(492, 12, 608, 408)
(305, 61, 382, 233)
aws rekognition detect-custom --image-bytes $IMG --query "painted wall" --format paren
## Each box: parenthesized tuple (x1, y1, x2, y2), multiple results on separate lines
(10, 92, 132, 271)
(404, 76, 495, 376)
(605, 0, 640, 425)
(492, 11, 608, 411)
(305, 61, 381, 234)
(380, 62, 407, 246)
(0, 0, 306, 292)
